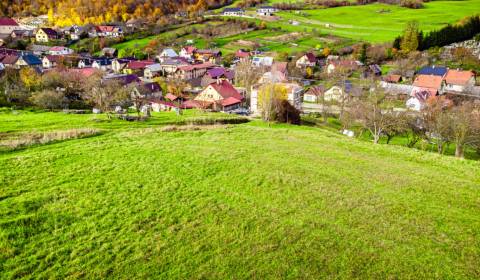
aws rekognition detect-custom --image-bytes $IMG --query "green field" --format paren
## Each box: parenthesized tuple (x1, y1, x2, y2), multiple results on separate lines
(271, 0, 480, 42)
(1, 110, 480, 278)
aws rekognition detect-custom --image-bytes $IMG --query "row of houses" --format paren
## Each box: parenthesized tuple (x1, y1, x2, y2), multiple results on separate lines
(222, 6, 278, 17)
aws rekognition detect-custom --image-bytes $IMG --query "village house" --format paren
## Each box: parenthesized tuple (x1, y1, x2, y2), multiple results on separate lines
(91, 57, 113, 71)
(252, 56, 274, 67)
(149, 100, 178, 112)
(111, 58, 133, 73)
(256, 6, 277, 16)
(250, 82, 304, 115)
(416, 65, 448, 77)
(101, 48, 117, 58)
(0, 18, 19, 35)
(327, 60, 358, 74)
(131, 82, 163, 99)
(42, 55, 63, 69)
(29, 44, 52, 56)
(144, 63, 162, 80)
(160, 58, 190, 76)
(234, 49, 251, 63)
(157, 48, 179, 63)
(89, 25, 123, 38)
(195, 49, 222, 64)
(222, 8, 245, 17)
(324, 86, 345, 102)
(406, 88, 434, 111)
(412, 74, 445, 96)
(201, 67, 235, 87)
(179, 46, 197, 60)
(195, 79, 244, 111)
(10, 29, 33, 40)
(36, 28, 59, 43)
(123, 60, 155, 75)
(444, 69, 476, 93)
(384, 74, 403, 84)
(175, 62, 215, 80)
(65, 25, 85, 40)
(13, 54, 42, 69)
(296, 53, 317, 68)
(48, 46, 74, 56)
(303, 86, 325, 103)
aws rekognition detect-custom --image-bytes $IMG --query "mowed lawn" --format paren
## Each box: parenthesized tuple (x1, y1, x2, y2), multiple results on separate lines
(1, 111, 480, 279)
(272, 0, 480, 42)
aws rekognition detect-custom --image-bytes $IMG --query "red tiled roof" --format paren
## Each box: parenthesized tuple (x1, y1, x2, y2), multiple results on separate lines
(69, 67, 98, 78)
(45, 55, 63, 63)
(183, 46, 197, 54)
(209, 80, 243, 101)
(96, 26, 118, 32)
(1, 55, 19, 65)
(384, 74, 402, 83)
(220, 96, 242, 107)
(127, 60, 155, 70)
(272, 62, 287, 74)
(181, 100, 202, 109)
(178, 62, 214, 71)
(236, 50, 250, 58)
(165, 93, 179, 101)
(413, 75, 443, 90)
(444, 70, 474, 86)
(0, 18, 18, 27)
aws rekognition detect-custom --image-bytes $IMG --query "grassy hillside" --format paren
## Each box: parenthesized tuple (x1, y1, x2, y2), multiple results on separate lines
(269, 0, 480, 42)
(1, 110, 480, 278)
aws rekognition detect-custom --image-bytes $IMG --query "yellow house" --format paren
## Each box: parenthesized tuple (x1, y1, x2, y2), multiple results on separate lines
(35, 28, 58, 43)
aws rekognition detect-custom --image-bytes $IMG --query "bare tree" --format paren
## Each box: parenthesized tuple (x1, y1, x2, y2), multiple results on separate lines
(448, 103, 480, 158)
(351, 86, 398, 144)
(234, 59, 263, 99)
(81, 74, 130, 115)
(421, 96, 453, 154)
(308, 85, 328, 123)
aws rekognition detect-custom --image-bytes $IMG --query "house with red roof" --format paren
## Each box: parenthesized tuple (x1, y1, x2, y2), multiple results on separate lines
(444, 69, 475, 93)
(327, 59, 359, 74)
(194, 80, 244, 111)
(0, 18, 19, 35)
(175, 62, 215, 80)
(296, 53, 317, 68)
(179, 46, 197, 60)
(412, 74, 444, 96)
(42, 55, 63, 69)
(123, 60, 155, 74)
(89, 25, 123, 38)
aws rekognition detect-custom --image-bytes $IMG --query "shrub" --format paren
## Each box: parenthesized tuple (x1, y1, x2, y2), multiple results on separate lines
(31, 90, 66, 110)
(275, 100, 301, 125)
(400, 0, 424, 8)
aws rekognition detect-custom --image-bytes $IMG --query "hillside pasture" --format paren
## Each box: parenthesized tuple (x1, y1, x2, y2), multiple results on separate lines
(1, 110, 480, 279)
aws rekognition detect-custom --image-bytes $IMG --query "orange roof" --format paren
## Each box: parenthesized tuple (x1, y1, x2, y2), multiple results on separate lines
(413, 75, 443, 90)
(444, 70, 474, 86)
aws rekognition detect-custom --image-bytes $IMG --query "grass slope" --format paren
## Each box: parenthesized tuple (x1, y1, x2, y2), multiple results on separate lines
(1, 111, 480, 279)
(273, 0, 480, 42)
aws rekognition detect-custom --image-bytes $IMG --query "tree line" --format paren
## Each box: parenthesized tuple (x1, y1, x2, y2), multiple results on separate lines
(0, 0, 233, 26)
(394, 16, 480, 52)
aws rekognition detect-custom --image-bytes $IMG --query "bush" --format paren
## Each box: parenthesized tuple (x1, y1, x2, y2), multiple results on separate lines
(275, 100, 301, 125)
(400, 0, 424, 8)
(31, 90, 66, 110)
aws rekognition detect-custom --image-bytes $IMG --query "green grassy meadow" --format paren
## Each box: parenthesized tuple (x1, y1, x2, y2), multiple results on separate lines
(1, 110, 480, 278)
(272, 0, 480, 42)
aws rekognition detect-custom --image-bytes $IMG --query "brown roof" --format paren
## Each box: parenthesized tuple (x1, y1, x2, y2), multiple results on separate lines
(384, 74, 402, 83)
(413, 75, 443, 90)
(444, 70, 474, 86)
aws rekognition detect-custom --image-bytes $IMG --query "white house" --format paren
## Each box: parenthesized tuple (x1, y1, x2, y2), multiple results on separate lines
(444, 69, 476, 93)
(48, 46, 74, 56)
(157, 48, 178, 63)
(252, 56, 274, 67)
(179, 46, 196, 60)
(296, 53, 317, 68)
(257, 6, 277, 16)
(222, 8, 245, 17)
(324, 86, 344, 102)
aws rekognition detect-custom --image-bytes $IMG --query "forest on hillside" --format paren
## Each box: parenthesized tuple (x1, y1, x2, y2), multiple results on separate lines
(0, 0, 232, 25)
